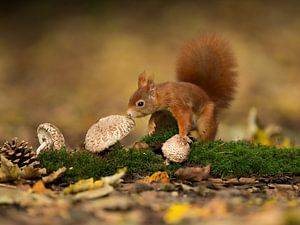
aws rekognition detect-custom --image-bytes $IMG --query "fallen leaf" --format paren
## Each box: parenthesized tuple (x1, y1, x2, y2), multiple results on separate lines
(280, 137, 293, 148)
(132, 141, 149, 149)
(0, 156, 21, 182)
(31, 180, 51, 193)
(174, 165, 211, 182)
(73, 184, 114, 201)
(254, 129, 271, 146)
(129, 180, 154, 193)
(164, 197, 229, 224)
(224, 178, 239, 184)
(238, 177, 257, 183)
(42, 167, 66, 184)
(20, 163, 47, 179)
(101, 167, 127, 187)
(64, 168, 126, 194)
(174, 182, 198, 192)
(143, 171, 170, 183)
(0, 186, 53, 207)
(64, 178, 104, 194)
(80, 194, 133, 211)
(164, 203, 191, 224)
(208, 178, 224, 184)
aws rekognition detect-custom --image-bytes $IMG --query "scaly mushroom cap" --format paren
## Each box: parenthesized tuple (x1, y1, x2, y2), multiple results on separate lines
(162, 135, 191, 163)
(85, 115, 135, 153)
(37, 123, 66, 152)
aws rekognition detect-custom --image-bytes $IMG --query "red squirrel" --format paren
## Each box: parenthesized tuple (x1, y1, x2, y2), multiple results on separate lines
(127, 35, 237, 141)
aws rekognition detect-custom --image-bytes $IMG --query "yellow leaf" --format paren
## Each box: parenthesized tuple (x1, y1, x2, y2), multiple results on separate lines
(73, 184, 114, 201)
(280, 137, 293, 148)
(254, 129, 271, 146)
(164, 203, 191, 224)
(64, 178, 100, 194)
(64, 168, 126, 194)
(164, 198, 229, 224)
(143, 171, 170, 183)
(101, 167, 127, 186)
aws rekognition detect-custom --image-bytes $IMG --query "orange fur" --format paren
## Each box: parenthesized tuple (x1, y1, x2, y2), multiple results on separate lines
(127, 35, 238, 140)
(177, 34, 237, 109)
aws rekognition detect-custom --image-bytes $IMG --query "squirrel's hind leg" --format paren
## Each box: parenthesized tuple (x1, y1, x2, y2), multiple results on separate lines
(196, 103, 218, 141)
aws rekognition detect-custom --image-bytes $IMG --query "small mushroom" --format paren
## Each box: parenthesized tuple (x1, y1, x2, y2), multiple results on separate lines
(85, 115, 135, 153)
(36, 123, 66, 155)
(162, 134, 191, 163)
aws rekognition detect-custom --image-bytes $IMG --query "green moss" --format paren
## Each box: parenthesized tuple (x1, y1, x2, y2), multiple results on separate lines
(38, 148, 115, 183)
(38, 140, 300, 183)
(188, 140, 300, 178)
(142, 127, 178, 145)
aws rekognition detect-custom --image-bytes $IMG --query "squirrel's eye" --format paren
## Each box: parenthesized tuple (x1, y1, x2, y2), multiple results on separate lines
(136, 100, 145, 107)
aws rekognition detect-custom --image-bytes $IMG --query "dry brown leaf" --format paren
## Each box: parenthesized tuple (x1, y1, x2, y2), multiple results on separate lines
(42, 167, 66, 184)
(0, 186, 53, 207)
(143, 171, 170, 183)
(208, 178, 224, 184)
(0, 156, 21, 182)
(20, 165, 47, 179)
(132, 141, 149, 149)
(174, 165, 211, 182)
(238, 177, 257, 183)
(81, 195, 133, 211)
(224, 178, 239, 184)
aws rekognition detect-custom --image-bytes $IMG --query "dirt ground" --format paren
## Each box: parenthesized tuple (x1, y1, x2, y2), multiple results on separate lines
(1, 175, 299, 225)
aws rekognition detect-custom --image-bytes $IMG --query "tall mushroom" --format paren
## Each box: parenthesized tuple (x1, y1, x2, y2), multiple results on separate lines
(36, 123, 65, 155)
(85, 115, 135, 153)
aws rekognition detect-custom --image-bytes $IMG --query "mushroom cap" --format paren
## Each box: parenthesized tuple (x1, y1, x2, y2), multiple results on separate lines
(85, 115, 135, 153)
(162, 134, 191, 163)
(37, 123, 66, 151)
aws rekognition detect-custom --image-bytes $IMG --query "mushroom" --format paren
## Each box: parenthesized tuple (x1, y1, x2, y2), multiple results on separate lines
(85, 115, 135, 153)
(36, 123, 66, 155)
(162, 134, 191, 163)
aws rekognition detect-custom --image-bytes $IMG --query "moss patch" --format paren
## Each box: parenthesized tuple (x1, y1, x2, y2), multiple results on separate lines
(142, 127, 178, 145)
(38, 140, 300, 183)
(189, 140, 300, 177)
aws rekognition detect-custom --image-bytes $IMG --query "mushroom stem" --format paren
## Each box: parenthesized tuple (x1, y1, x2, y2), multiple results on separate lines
(36, 142, 47, 155)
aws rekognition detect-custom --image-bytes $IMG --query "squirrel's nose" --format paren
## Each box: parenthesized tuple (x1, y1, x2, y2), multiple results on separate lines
(126, 109, 134, 117)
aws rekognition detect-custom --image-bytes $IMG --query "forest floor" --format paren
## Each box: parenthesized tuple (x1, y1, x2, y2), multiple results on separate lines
(0, 174, 299, 225)
(1, 128, 299, 225)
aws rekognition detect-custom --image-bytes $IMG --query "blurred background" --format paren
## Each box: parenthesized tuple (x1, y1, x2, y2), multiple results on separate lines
(0, 0, 299, 148)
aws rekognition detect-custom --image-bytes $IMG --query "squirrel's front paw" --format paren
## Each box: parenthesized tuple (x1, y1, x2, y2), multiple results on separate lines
(179, 135, 192, 144)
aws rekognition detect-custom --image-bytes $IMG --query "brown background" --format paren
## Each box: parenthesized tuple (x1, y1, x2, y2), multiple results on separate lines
(0, 0, 299, 147)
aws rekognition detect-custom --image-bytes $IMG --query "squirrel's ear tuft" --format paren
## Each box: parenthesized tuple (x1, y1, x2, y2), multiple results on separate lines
(148, 79, 156, 99)
(138, 71, 148, 88)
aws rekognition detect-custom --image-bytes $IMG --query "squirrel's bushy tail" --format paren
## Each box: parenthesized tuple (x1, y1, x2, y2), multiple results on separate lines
(176, 34, 238, 109)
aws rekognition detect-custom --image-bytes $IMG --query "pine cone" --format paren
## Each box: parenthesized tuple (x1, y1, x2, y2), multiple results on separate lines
(0, 138, 38, 168)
